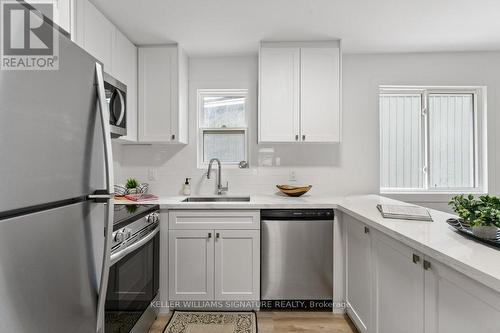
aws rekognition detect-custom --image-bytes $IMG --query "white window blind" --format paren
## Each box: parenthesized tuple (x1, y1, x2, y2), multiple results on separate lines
(380, 88, 480, 192)
(380, 94, 423, 189)
(429, 94, 474, 189)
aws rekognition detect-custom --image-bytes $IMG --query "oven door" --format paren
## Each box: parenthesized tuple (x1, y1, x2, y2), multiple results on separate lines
(105, 228, 159, 333)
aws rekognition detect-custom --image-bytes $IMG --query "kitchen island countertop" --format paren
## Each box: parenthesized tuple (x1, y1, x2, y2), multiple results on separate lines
(116, 193, 500, 294)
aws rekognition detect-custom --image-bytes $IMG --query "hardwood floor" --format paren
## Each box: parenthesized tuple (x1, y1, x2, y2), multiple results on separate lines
(148, 311, 358, 333)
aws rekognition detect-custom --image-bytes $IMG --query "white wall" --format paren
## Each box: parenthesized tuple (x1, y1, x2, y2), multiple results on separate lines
(115, 51, 500, 211)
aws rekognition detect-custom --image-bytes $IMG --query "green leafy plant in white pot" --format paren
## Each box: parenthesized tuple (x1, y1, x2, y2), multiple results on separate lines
(126, 178, 139, 194)
(449, 194, 500, 240)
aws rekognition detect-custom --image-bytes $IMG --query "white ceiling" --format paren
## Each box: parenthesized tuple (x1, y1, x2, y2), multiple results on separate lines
(91, 0, 500, 56)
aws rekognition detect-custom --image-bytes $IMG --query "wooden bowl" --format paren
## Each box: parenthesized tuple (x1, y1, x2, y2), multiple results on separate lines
(276, 185, 312, 197)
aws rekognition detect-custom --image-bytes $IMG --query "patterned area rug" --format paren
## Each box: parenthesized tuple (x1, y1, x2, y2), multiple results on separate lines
(163, 311, 257, 333)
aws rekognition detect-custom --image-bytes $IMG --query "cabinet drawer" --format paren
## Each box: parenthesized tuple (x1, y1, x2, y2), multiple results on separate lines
(168, 210, 260, 230)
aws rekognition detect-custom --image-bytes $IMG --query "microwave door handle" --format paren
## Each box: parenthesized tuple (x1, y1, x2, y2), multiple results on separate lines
(115, 89, 125, 126)
(94, 62, 115, 333)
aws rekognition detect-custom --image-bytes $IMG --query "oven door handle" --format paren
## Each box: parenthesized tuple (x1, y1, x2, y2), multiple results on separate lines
(110, 227, 159, 266)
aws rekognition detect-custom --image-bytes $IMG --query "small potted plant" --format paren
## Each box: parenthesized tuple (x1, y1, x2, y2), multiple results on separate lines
(449, 194, 500, 240)
(126, 178, 139, 194)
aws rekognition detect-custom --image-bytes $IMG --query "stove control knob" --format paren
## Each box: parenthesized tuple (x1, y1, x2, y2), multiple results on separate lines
(114, 227, 132, 242)
(114, 230, 125, 242)
(146, 212, 159, 224)
(123, 227, 132, 240)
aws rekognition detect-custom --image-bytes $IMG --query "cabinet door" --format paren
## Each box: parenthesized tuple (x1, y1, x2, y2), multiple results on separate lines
(138, 46, 178, 142)
(26, 0, 72, 36)
(424, 258, 500, 333)
(113, 29, 138, 142)
(300, 47, 340, 142)
(79, 0, 114, 70)
(259, 47, 300, 142)
(168, 230, 214, 301)
(214, 230, 260, 301)
(345, 215, 372, 333)
(373, 231, 424, 333)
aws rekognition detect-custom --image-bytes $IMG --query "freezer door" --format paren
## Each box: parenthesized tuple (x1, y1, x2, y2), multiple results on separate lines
(261, 220, 333, 300)
(0, 34, 105, 213)
(0, 201, 105, 332)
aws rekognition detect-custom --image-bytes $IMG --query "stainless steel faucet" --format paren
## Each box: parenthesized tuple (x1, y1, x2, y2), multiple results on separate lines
(206, 158, 229, 195)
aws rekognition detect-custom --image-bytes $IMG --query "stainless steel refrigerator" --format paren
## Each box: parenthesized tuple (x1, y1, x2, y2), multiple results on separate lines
(0, 19, 114, 333)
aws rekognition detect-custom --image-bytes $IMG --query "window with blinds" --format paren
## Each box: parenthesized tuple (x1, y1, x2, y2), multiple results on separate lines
(197, 89, 248, 167)
(380, 88, 481, 192)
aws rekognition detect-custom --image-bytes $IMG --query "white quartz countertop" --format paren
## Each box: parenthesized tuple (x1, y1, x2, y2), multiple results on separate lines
(116, 193, 500, 293)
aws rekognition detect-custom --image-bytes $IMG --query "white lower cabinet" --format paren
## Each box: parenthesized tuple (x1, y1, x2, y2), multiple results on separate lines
(168, 211, 260, 303)
(424, 257, 500, 333)
(344, 214, 500, 333)
(168, 230, 214, 301)
(372, 231, 424, 333)
(345, 215, 372, 332)
(214, 230, 260, 301)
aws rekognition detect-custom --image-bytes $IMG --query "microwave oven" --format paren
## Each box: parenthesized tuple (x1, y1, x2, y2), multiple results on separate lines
(104, 72, 127, 137)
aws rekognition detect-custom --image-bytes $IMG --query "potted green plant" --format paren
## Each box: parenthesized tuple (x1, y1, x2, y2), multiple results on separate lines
(126, 178, 139, 194)
(449, 194, 500, 240)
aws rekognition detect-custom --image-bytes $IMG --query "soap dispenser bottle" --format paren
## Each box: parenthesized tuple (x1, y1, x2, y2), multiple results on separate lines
(182, 178, 191, 196)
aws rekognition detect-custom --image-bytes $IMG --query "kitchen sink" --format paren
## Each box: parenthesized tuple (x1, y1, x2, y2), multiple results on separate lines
(182, 196, 251, 202)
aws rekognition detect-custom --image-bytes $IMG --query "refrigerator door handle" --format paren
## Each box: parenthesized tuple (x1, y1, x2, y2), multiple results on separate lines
(95, 62, 115, 333)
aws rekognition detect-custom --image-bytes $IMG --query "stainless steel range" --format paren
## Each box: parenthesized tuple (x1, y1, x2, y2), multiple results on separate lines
(105, 204, 160, 333)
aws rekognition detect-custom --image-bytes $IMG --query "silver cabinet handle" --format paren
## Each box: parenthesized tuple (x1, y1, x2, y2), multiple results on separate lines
(95, 62, 115, 333)
(115, 89, 125, 126)
(412, 254, 420, 264)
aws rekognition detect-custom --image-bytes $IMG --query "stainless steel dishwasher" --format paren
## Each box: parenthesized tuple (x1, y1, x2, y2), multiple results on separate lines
(261, 209, 333, 308)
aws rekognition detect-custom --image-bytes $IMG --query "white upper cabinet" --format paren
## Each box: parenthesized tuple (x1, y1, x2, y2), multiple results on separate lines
(25, 0, 73, 36)
(113, 29, 138, 142)
(259, 47, 300, 142)
(74, 0, 114, 72)
(259, 41, 342, 143)
(300, 47, 340, 142)
(138, 45, 188, 144)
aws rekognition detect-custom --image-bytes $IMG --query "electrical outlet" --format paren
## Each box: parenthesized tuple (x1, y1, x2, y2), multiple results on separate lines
(289, 170, 297, 182)
(147, 168, 158, 181)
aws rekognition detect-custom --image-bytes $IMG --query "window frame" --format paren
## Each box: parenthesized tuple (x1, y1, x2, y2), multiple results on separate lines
(379, 86, 487, 195)
(197, 88, 249, 169)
